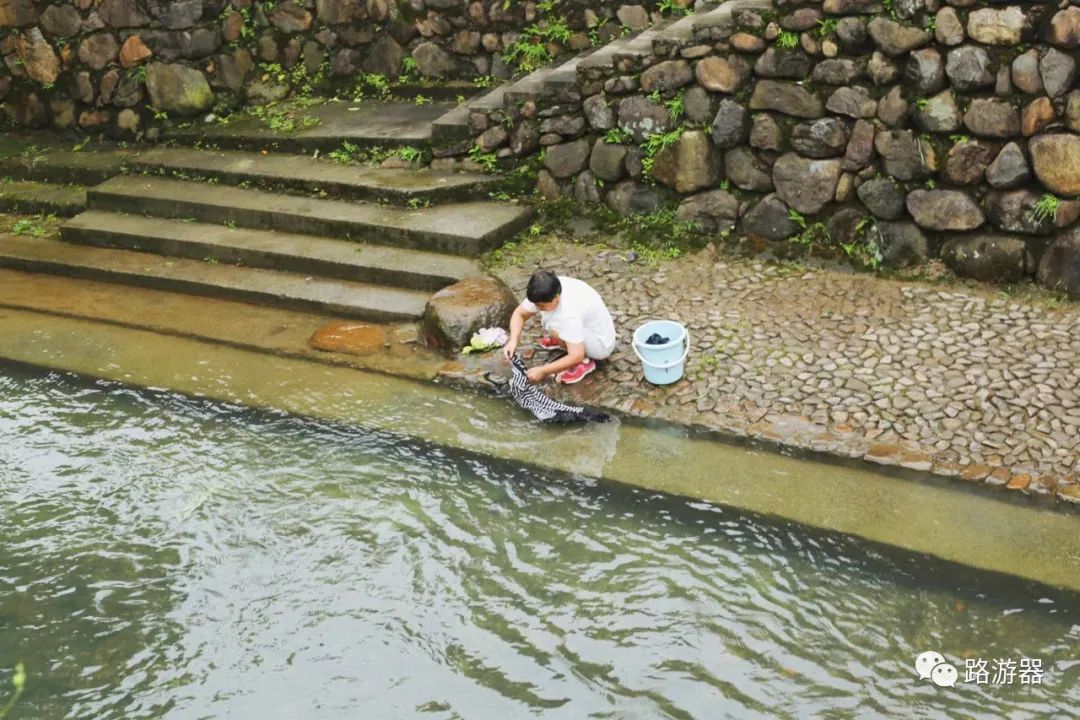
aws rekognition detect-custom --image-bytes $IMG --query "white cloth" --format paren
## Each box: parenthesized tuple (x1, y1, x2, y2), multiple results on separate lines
(521, 276, 616, 359)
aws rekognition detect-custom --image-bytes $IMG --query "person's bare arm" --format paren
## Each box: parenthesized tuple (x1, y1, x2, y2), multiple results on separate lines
(503, 303, 535, 362)
(527, 342, 585, 382)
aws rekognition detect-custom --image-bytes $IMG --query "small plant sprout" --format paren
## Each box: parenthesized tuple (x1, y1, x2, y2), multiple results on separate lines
(776, 31, 799, 50)
(604, 127, 629, 144)
(1031, 193, 1061, 223)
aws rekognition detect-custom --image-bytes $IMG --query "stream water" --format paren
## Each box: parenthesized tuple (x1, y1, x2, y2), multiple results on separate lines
(1, 363, 1079, 719)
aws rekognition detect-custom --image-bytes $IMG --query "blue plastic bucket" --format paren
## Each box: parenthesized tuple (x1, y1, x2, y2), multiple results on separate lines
(632, 320, 690, 385)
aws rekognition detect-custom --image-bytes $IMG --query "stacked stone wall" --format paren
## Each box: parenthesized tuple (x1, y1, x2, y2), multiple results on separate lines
(0, 0, 680, 132)
(467, 0, 1080, 293)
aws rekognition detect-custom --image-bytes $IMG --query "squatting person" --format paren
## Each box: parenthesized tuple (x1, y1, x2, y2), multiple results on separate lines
(502, 270, 617, 384)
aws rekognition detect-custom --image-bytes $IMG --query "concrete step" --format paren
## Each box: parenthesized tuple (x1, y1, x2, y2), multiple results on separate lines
(503, 66, 556, 107)
(653, 4, 723, 55)
(0, 180, 87, 217)
(86, 176, 533, 256)
(611, 23, 676, 70)
(431, 85, 506, 143)
(578, 33, 644, 74)
(692, 0, 773, 41)
(0, 235, 431, 322)
(0, 149, 129, 186)
(167, 99, 453, 153)
(542, 51, 598, 100)
(127, 147, 502, 204)
(61, 211, 480, 292)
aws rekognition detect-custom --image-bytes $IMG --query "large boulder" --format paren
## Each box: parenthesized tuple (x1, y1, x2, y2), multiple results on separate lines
(98, 0, 149, 28)
(872, 221, 928, 268)
(843, 118, 875, 171)
(754, 48, 813, 79)
(40, 4, 80, 37)
(15, 28, 59, 85)
(875, 130, 935, 181)
(772, 153, 842, 214)
(1029, 134, 1080, 196)
(676, 189, 740, 233)
(682, 86, 715, 124)
(967, 6, 1026, 46)
(316, 0, 361, 24)
(589, 139, 627, 182)
(935, 7, 964, 46)
(544, 139, 590, 179)
(867, 17, 930, 56)
(791, 117, 849, 158)
(641, 59, 693, 93)
(650, 130, 720, 193)
(1011, 49, 1043, 94)
(2, 88, 46, 127)
(710, 98, 749, 148)
(78, 33, 120, 71)
(724, 147, 773, 192)
(905, 47, 944, 95)
(984, 189, 1057, 236)
(913, 90, 962, 133)
(941, 234, 1034, 283)
(1049, 7, 1080, 49)
(906, 189, 985, 231)
(748, 80, 823, 118)
(750, 113, 783, 151)
(268, 3, 312, 32)
(413, 41, 456, 78)
(362, 35, 405, 78)
(826, 86, 876, 119)
(158, 0, 204, 29)
(617, 95, 672, 143)
(120, 36, 154, 69)
(1038, 227, 1080, 296)
(876, 85, 907, 126)
(823, 0, 883, 15)
(1040, 49, 1076, 98)
(145, 62, 214, 115)
(695, 55, 751, 93)
(583, 94, 614, 130)
(964, 98, 1020, 139)
(943, 139, 995, 186)
(945, 45, 993, 91)
(986, 142, 1030, 189)
(423, 276, 517, 351)
(813, 59, 862, 85)
(605, 180, 670, 215)
(857, 177, 905, 219)
(742, 194, 798, 240)
(0, 0, 36, 27)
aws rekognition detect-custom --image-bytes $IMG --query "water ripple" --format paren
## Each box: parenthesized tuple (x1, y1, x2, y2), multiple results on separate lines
(0, 364, 1077, 720)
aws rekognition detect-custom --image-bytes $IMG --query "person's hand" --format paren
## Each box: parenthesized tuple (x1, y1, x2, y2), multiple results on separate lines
(526, 367, 546, 384)
(502, 341, 517, 363)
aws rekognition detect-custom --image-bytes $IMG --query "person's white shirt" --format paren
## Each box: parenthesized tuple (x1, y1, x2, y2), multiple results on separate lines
(521, 276, 616, 359)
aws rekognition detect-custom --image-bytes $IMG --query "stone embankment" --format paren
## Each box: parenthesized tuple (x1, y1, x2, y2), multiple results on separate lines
(451, 0, 1080, 294)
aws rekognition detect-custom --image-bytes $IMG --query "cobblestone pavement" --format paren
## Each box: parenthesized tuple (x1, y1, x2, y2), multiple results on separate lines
(444, 240, 1080, 506)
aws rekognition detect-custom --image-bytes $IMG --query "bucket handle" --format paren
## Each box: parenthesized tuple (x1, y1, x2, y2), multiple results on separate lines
(632, 328, 690, 370)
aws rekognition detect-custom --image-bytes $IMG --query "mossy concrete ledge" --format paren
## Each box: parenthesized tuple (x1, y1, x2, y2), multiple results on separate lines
(0, 304, 1078, 593)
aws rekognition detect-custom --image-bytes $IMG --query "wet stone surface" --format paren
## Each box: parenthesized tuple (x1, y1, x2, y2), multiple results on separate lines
(442, 240, 1080, 506)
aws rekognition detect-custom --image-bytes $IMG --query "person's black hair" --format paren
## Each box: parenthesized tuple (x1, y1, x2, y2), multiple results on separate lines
(526, 270, 561, 304)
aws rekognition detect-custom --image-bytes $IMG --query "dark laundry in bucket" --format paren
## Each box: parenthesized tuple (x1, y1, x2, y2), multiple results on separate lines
(645, 333, 670, 345)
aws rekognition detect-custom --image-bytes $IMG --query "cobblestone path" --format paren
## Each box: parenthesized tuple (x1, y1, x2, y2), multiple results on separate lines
(450, 241, 1080, 506)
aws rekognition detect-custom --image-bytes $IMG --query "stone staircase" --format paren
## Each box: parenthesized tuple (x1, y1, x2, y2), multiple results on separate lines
(432, 0, 772, 143)
(0, 105, 534, 322)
